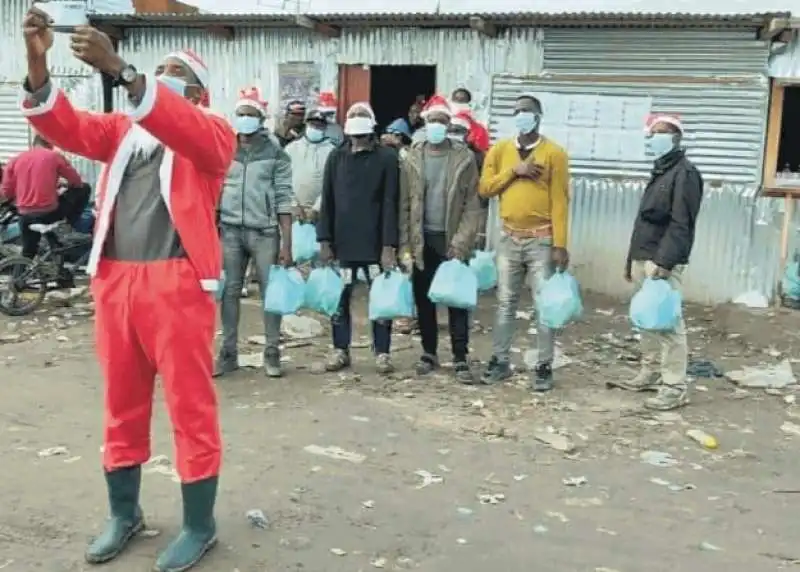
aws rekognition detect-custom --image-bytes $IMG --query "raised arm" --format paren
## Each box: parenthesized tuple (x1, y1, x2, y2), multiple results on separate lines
(128, 76, 236, 178)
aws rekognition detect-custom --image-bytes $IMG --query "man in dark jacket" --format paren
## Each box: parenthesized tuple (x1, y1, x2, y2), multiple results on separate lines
(615, 113, 703, 411)
(317, 102, 399, 374)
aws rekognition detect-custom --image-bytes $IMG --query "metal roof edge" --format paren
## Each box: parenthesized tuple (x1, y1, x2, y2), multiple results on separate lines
(88, 10, 789, 29)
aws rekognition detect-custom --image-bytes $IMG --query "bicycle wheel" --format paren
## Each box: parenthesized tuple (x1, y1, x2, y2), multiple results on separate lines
(0, 256, 47, 316)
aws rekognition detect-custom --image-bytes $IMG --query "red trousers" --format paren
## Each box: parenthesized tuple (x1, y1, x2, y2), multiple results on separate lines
(92, 258, 221, 482)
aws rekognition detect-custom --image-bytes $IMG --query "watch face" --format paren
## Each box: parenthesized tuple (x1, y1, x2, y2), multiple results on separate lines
(121, 66, 137, 83)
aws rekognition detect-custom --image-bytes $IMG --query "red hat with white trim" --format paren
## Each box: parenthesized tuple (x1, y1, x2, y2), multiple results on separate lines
(451, 110, 473, 129)
(167, 49, 209, 88)
(420, 94, 452, 120)
(644, 113, 683, 134)
(317, 91, 337, 113)
(236, 86, 268, 116)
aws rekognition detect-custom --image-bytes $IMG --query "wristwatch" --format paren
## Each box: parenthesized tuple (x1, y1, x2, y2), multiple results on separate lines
(112, 64, 138, 88)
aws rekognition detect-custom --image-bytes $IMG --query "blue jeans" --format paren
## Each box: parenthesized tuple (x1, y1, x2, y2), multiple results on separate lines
(332, 263, 392, 354)
(492, 233, 555, 364)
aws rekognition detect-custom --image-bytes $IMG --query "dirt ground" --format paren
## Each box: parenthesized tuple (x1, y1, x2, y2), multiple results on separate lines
(2, 284, 800, 572)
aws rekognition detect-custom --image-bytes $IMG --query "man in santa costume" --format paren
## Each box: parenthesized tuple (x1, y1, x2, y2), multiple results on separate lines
(21, 8, 235, 572)
(316, 91, 345, 146)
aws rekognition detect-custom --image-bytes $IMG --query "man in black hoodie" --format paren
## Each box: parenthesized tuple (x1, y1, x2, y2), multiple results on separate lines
(317, 102, 399, 374)
(615, 113, 703, 412)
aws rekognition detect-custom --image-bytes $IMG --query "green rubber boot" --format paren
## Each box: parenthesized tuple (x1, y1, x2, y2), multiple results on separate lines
(85, 465, 145, 564)
(154, 477, 218, 572)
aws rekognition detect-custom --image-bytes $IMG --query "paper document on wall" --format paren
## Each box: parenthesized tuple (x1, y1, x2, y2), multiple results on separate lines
(534, 92, 652, 162)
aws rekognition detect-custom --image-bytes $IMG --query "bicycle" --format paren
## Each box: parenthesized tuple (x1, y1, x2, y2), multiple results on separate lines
(0, 221, 92, 316)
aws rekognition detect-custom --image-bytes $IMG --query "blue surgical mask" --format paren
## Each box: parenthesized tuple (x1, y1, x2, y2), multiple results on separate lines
(234, 115, 261, 135)
(645, 133, 675, 159)
(514, 111, 539, 134)
(157, 75, 187, 96)
(305, 127, 325, 143)
(426, 123, 448, 145)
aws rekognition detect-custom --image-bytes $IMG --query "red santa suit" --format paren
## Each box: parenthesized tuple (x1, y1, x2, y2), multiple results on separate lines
(20, 54, 236, 484)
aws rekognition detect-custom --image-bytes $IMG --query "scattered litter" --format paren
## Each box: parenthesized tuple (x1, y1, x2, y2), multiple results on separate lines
(63, 456, 82, 463)
(246, 509, 269, 529)
(362, 500, 375, 509)
(546, 511, 569, 523)
(687, 359, 724, 378)
(478, 493, 506, 505)
(524, 347, 574, 370)
(562, 476, 588, 487)
(534, 429, 575, 453)
(699, 541, 723, 552)
(457, 507, 473, 516)
(140, 528, 161, 538)
(780, 421, 800, 437)
(733, 291, 768, 309)
(371, 557, 387, 568)
(686, 429, 719, 449)
(303, 445, 365, 464)
(282, 315, 323, 339)
(513, 474, 528, 481)
(330, 548, 347, 556)
(595, 308, 614, 316)
(564, 497, 603, 507)
(596, 527, 618, 536)
(238, 353, 263, 368)
(785, 395, 796, 405)
(350, 415, 370, 422)
(37, 446, 68, 458)
(727, 360, 796, 389)
(533, 524, 548, 534)
(456, 537, 468, 544)
(650, 477, 671, 486)
(143, 456, 180, 483)
(640, 450, 678, 467)
(414, 469, 444, 489)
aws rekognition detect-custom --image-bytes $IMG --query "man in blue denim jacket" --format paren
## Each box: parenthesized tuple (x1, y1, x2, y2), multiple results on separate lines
(215, 88, 295, 378)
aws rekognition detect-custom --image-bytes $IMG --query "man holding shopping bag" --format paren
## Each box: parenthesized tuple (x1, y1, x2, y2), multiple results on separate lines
(398, 95, 482, 383)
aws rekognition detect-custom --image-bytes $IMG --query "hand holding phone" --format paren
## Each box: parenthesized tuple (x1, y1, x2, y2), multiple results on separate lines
(32, 0, 88, 33)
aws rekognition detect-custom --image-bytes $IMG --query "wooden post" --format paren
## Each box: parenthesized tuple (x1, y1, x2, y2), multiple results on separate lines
(777, 193, 796, 307)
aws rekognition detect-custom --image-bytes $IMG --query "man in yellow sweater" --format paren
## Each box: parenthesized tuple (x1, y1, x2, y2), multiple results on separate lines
(479, 94, 570, 391)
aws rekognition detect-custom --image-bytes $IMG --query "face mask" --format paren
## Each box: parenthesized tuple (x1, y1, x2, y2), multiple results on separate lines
(234, 115, 261, 135)
(645, 133, 675, 159)
(514, 111, 539, 134)
(158, 75, 188, 97)
(305, 127, 325, 143)
(344, 116, 374, 136)
(451, 102, 471, 113)
(426, 123, 448, 144)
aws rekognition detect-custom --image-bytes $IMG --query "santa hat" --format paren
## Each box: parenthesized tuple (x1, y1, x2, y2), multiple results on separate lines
(645, 113, 683, 134)
(236, 86, 268, 116)
(346, 101, 375, 122)
(167, 49, 209, 89)
(317, 91, 337, 113)
(420, 94, 452, 120)
(451, 110, 473, 130)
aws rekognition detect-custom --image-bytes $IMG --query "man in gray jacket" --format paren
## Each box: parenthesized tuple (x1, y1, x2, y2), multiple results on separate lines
(215, 88, 294, 378)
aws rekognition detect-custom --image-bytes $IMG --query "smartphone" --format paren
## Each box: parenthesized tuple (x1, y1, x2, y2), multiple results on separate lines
(33, 0, 88, 33)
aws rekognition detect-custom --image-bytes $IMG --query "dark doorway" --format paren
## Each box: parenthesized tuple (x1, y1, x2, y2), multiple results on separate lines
(369, 65, 437, 133)
(777, 86, 800, 175)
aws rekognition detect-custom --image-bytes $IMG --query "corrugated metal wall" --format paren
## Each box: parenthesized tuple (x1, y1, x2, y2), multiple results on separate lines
(491, 26, 773, 304)
(0, 0, 103, 184)
(489, 75, 768, 182)
(0, 83, 31, 162)
(115, 26, 543, 126)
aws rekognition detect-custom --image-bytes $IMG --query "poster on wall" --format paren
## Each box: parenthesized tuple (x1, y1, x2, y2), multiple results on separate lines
(499, 92, 652, 162)
(278, 62, 321, 112)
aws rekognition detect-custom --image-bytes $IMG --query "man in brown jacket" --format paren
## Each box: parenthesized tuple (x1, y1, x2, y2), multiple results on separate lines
(398, 95, 482, 383)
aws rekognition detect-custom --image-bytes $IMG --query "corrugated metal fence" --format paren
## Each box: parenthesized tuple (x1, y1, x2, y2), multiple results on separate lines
(483, 27, 778, 304)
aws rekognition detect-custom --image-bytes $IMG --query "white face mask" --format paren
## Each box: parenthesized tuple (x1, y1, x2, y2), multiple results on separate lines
(451, 102, 471, 113)
(344, 116, 375, 135)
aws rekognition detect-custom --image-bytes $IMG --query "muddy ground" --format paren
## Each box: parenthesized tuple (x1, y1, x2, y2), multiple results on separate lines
(2, 285, 800, 572)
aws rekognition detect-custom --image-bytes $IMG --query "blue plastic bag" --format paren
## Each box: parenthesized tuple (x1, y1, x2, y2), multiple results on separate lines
(782, 261, 800, 300)
(629, 277, 682, 332)
(1, 221, 20, 243)
(535, 271, 583, 329)
(469, 250, 497, 291)
(264, 266, 306, 315)
(428, 260, 478, 310)
(369, 270, 414, 320)
(305, 266, 345, 317)
(292, 221, 319, 263)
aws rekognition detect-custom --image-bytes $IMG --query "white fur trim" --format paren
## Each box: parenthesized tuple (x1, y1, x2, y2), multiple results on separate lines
(235, 98, 265, 115)
(168, 50, 209, 88)
(421, 105, 452, 119)
(645, 115, 683, 134)
(127, 73, 157, 122)
(19, 82, 59, 117)
(317, 106, 336, 113)
(199, 279, 219, 292)
(451, 116, 470, 128)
